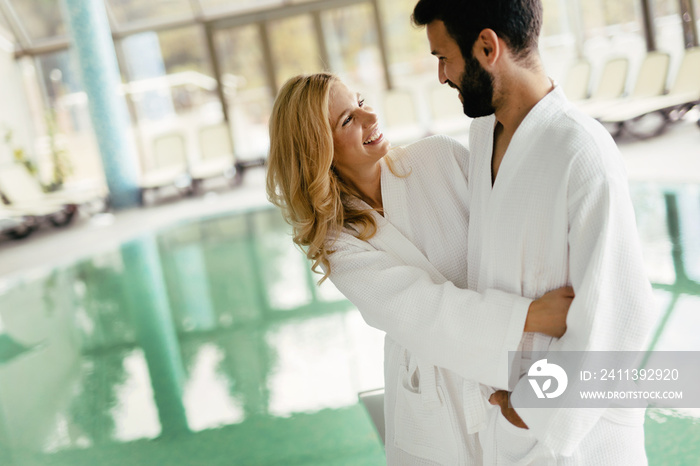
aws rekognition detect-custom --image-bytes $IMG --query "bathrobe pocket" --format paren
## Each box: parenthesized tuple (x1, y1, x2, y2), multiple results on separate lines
(393, 361, 459, 464)
(494, 410, 542, 465)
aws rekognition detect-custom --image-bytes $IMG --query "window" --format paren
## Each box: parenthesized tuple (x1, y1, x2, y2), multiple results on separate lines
(268, 15, 323, 84)
(578, 0, 646, 77)
(539, 0, 579, 84)
(214, 24, 273, 160)
(198, 0, 280, 16)
(580, 0, 642, 36)
(8, 0, 66, 42)
(0, 9, 16, 45)
(107, 0, 195, 27)
(321, 4, 386, 92)
(654, 0, 683, 59)
(541, 0, 567, 37)
(34, 50, 102, 184)
(378, 0, 434, 79)
(654, 0, 680, 17)
(120, 26, 221, 171)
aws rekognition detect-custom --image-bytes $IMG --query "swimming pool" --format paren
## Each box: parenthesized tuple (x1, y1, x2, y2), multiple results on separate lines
(0, 182, 698, 465)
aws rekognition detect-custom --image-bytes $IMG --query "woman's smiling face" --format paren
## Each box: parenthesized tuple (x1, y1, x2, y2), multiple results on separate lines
(329, 81, 390, 176)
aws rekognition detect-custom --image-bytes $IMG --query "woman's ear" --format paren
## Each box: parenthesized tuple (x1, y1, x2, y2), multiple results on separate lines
(472, 28, 501, 69)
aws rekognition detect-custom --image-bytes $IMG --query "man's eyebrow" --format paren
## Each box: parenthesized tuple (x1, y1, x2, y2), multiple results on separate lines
(431, 49, 441, 56)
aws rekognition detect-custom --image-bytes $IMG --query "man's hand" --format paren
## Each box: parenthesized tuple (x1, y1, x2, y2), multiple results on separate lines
(489, 390, 528, 429)
(524, 286, 574, 338)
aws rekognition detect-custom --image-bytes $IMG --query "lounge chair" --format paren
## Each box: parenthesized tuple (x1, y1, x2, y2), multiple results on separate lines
(0, 163, 103, 227)
(577, 52, 670, 119)
(575, 57, 630, 116)
(0, 192, 80, 237)
(190, 123, 237, 191)
(0, 207, 36, 240)
(599, 47, 700, 137)
(562, 59, 592, 102)
(591, 57, 630, 101)
(140, 132, 192, 203)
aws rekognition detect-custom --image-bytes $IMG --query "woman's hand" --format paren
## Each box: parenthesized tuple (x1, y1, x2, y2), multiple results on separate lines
(524, 286, 574, 338)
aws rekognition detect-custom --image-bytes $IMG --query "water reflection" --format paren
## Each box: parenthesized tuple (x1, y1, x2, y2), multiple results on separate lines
(0, 207, 380, 464)
(0, 189, 697, 463)
(631, 184, 700, 352)
(630, 183, 700, 465)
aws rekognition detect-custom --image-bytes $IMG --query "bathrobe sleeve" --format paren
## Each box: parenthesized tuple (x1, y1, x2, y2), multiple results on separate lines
(327, 233, 532, 390)
(510, 138, 656, 456)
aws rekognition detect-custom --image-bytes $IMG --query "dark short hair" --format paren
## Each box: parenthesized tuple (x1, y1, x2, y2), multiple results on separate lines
(412, 0, 543, 64)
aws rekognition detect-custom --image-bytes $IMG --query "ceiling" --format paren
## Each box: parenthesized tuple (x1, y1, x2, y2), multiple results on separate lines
(0, 0, 314, 55)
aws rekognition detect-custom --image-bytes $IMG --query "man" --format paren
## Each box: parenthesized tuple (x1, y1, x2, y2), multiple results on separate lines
(412, 0, 655, 463)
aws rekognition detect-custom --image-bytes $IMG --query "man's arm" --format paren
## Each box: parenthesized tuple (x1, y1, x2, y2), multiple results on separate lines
(328, 234, 571, 390)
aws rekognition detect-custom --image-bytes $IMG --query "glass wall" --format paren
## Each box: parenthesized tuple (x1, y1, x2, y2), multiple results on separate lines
(107, 0, 194, 25)
(269, 15, 323, 85)
(119, 26, 222, 173)
(214, 25, 273, 161)
(579, 0, 646, 80)
(33, 50, 103, 186)
(0, 9, 14, 44)
(654, 0, 684, 76)
(322, 4, 386, 93)
(379, 0, 432, 75)
(697, 0, 700, 40)
(539, 0, 579, 83)
(2, 0, 697, 189)
(7, 0, 66, 42)
(199, 0, 279, 16)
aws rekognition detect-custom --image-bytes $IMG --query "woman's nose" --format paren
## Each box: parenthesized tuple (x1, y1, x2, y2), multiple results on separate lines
(360, 108, 378, 126)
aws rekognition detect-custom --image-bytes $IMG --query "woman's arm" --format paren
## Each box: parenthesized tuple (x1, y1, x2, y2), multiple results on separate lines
(328, 235, 572, 390)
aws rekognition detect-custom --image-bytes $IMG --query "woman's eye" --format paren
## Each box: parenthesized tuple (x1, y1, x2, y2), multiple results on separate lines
(342, 115, 352, 126)
(358, 98, 365, 107)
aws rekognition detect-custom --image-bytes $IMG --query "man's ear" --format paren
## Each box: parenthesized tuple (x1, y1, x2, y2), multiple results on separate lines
(472, 28, 501, 69)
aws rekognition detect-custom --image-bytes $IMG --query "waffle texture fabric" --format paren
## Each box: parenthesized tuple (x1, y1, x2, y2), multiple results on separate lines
(468, 86, 655, 462)
(327, 135, 532, 464)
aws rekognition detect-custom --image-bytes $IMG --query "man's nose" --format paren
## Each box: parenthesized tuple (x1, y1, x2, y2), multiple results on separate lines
(438, 62, 447, 84)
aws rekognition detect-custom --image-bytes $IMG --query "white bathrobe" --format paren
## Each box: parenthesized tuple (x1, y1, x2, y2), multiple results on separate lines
(327, 135, 532, 464)
(468, 87, 656, 464)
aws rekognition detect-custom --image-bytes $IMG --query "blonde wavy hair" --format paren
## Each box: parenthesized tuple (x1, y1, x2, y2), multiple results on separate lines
(266, 72, 384, 282)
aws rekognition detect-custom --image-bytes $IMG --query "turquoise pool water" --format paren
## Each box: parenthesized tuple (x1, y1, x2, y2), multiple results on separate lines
(0, 183, 698, 465)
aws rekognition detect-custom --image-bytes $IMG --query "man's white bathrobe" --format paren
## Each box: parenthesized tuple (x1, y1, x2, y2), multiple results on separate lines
(327, 135, 532, 464)
(468, 86, 656, 464)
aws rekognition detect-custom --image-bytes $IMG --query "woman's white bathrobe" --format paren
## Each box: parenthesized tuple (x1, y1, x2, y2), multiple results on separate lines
(468, 87, 656, 464)
(327, 136, 532, 464)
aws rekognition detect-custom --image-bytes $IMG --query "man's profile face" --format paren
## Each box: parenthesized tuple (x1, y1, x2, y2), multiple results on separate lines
(426, 20, 495, 118)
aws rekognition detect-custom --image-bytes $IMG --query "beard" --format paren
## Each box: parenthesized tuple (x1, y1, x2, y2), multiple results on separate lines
(456, 53, 495, 118)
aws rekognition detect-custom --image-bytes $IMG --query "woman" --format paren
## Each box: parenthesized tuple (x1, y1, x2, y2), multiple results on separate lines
(266, 72, 573, 464)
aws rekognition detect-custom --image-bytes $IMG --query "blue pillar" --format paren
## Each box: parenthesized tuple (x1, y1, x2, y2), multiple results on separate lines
(121, 235, 190, 436)
(61, 0, 141, 209)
